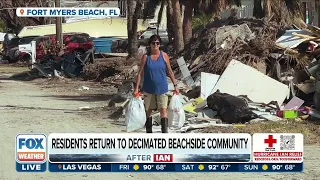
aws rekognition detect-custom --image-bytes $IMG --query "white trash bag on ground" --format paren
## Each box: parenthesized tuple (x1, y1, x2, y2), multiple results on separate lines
(168, 94, 186, 129)
(125, 96, 146, 132)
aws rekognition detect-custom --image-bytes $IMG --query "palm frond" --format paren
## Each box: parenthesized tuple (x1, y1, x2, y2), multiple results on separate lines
(284, 0, 303, 18)
(198, 0, 241, 15)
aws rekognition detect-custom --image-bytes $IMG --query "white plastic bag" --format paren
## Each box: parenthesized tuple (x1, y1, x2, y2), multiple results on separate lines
(125, 97, 146, 132)
(168, 94, 186, 129)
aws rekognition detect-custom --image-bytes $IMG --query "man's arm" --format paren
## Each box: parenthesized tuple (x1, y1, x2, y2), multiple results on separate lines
(163, 52, 177, 86)
(134, 54, 147, 92)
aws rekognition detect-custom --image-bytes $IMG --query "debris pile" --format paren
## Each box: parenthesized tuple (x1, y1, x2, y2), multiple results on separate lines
(111, 56, 320, 133)
(82, 59, 123, 82)
(178, 18, 309, 75)
(9, 16, 320, 134)
(105, 17, 320, 133)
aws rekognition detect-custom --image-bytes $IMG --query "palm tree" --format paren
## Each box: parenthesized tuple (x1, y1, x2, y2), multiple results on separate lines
(143, 0, 184, 53)
(127, 0, 143, 59)
(283, 0, 303, 20)
(166, 0, 174, 44)
(127, 0, 135, 58)
(262, 0, 305, 28)
(172, 0, 184, 52)
(143, 0, 243, 49)
(197, 0, 241, 15)
(253, 0, 263, 18)
(252, 0, 304, 23)
(182, 0, 241, 45)
(183, 0, 194, 45)
(263, 0, 271, 17)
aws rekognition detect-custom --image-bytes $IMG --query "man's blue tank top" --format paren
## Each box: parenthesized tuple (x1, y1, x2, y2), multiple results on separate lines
(142, 51, 168, 95)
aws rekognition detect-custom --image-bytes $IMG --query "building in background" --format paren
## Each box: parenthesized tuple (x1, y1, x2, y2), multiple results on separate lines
(61, 0, 120, 23)
(60, 0, 151, 23)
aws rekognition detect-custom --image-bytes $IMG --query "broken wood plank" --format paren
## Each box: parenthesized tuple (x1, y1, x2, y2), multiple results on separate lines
(193, 117, 222, 123)
(177, 57, 194, 87)
(275, 44, 299, 54)
(306, 25, 320, 37)
(292, 32, 316, 39)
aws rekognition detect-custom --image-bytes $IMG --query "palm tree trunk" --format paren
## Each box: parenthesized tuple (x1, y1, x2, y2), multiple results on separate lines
(318, 1, 320, 26)
(127, 0, 140, 59)
(183, 0, 193, 46)
(166, 0, 174, 44)
(194, 3, 200, 16)
(157, 0, 166, 34)
(253, 0, 263, 18)
(172, 0, 184, 53)
(264, 0, 271, 17)
(133, 1, 142, 57)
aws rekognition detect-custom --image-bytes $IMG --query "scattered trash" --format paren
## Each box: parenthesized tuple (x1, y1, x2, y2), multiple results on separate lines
(0, 60, 9, 64)
(216, 24, 255, 50)
(207, 91, 258, 124)
(274, 110, 299, 119)
(197, 109, 217, 119)
(307, 108, 320, 119)
(200, 72, 220, 99)
(177, 57, 194, 87)
(184, 97, 204, 114)
(79, 106, 92, 111)
(78, 86, 90, 91)
(275, 29, 314, 49)
(283, 97, 304, 110)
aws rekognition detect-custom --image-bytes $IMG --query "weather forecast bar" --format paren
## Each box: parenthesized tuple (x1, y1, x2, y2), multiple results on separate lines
(46, 163, 303, 172)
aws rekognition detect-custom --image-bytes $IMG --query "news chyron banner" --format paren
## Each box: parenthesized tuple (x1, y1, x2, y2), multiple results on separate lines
(15, 133, 304, 172)
(47, 133, 251, 172)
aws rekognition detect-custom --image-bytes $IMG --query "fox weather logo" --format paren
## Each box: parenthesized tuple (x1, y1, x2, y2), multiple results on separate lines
(16, 134, 47, 172)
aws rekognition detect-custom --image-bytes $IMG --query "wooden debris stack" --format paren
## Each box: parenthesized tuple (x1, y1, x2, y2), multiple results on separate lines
(173, 18, 318, 75)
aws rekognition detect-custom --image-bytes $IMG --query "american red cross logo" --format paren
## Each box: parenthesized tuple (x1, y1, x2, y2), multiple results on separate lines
(264, 135, 277, 147)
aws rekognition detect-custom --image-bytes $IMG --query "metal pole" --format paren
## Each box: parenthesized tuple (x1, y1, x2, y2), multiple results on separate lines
(55, 0, 63, 50)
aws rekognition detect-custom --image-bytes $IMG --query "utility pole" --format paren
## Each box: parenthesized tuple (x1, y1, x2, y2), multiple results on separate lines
(55, 0, 63, 51)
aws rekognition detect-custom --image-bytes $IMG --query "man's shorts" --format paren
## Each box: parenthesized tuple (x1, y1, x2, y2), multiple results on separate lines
(144, 93, 168, 110)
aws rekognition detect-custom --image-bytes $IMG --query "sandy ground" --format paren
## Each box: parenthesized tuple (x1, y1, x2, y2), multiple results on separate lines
(0, 69, 319, 180)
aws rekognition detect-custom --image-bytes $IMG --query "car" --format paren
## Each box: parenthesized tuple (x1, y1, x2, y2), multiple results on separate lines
(33, 33, 94, 62)
(111, 29, 171, 53)
(138, 29, 170, 47)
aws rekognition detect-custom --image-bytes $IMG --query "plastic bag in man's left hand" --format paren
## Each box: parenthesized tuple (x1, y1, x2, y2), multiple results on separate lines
(125, 96, 146, 132)
(168, 94, 185, 129)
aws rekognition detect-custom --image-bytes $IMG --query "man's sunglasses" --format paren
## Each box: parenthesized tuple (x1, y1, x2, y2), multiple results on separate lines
(151, 41, 160, 45)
